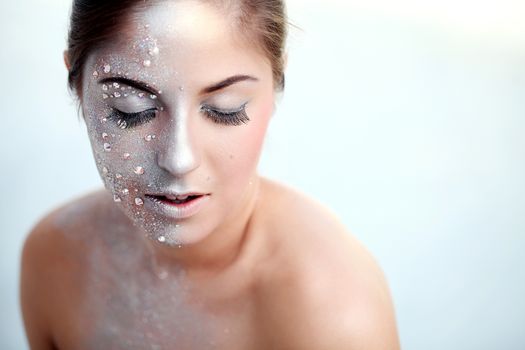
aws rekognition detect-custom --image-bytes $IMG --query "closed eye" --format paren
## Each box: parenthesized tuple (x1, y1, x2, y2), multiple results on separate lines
(201, 103, 250, 126)
(108, 108, 158, 129)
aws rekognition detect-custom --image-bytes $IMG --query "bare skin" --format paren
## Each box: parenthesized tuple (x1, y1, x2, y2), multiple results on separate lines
(22, 2, 399, 348)
(21, 176, 400, 349)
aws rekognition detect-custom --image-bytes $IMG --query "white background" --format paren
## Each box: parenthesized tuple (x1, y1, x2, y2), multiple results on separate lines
(1, 0, 524, 349)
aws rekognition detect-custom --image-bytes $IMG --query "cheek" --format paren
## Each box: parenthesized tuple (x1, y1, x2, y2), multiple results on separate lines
(219, 98, 273, 179)
(84, 106, 158, 203)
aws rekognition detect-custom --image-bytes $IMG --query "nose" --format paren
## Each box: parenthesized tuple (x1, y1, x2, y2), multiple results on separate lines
(156, 111, 200, 177)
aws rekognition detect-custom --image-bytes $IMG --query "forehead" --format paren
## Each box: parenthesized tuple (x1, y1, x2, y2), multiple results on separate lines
(85, 1, 270, 91)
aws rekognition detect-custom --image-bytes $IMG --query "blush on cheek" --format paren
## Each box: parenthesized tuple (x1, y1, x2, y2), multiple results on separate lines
(227, 97, 274, 171)
(249, 95, 275, 144)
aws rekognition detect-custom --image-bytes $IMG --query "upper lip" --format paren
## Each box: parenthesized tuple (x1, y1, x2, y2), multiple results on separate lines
(146, 191, 209, 198)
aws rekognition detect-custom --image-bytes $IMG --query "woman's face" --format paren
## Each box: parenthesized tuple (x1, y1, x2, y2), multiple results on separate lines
(80, 1, 275, 246)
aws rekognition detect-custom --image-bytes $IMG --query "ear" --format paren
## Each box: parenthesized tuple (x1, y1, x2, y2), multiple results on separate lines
(63, 50, 71, 71)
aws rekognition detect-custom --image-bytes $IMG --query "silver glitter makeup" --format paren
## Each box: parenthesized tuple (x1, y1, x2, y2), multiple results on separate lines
(135, 197, 144, 206)
(150, 94, 157, 100)
(143, 60, 151, 67)
(103, 143, 112, 152)
(117, 120, 128, 129)
(144, 135, 153, 142)
(115, 173, 123, 179)
(102, 132, 109, 139)
(157, 236, 166, 243)
(157, 270, 169, 280)
(134, 166, 145, 175)
(103, 64, 111, 73)
(92, 70, 99, 77)
(102, 84, 108, 91)
(148, 46, 159, 56)
(102, 167, 108, 174)
(123, 153, 131, 160)
(113, 194, 121, 202)
(122, 188, 129, 195)
(114, 92, 121, 98)
(102, 93, 109, 99)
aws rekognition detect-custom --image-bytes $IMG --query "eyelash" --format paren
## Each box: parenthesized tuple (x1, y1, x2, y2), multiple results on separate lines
(107, 103, 250, 129)
(108, 108, 157, 129)
(200, 103, 250, 126)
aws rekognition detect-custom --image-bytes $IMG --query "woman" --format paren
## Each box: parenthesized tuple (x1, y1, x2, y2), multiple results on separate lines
(20, 0, 400, 349)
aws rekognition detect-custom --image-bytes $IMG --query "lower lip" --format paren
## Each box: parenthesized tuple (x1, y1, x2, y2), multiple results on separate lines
(145, 194, 210, 220)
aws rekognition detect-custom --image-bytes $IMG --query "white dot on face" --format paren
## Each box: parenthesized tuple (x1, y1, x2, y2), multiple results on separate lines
(149, 46, 159, 56)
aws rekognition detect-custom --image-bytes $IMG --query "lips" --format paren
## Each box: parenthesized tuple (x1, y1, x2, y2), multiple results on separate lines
(144, 192, 210, 219)
(156, 194, 202, 204)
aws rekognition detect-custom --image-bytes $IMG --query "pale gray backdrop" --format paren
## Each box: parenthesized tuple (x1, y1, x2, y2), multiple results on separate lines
(1, 0, 524, 349)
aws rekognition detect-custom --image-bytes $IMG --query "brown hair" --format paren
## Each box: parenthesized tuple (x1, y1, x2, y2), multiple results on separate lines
(66, 0, 289, 97)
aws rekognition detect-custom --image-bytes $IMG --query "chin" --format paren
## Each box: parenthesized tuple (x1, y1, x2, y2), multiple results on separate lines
(119, 203, 216, 247)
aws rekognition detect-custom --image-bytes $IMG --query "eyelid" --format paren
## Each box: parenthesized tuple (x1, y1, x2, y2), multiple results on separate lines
(111, 106, 160, 114)
(201, 102, 248, 114)
(113, 106, 157, 114)
(110, 100, 158, 114)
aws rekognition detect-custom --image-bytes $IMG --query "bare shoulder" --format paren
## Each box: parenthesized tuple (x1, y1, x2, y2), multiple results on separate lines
(256, 177, 400, 349)
(21, 189, 113, 259)
(20, 189, 112, 349)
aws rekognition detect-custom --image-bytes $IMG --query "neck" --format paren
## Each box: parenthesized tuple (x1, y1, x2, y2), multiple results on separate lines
(142, 175, 261, 273)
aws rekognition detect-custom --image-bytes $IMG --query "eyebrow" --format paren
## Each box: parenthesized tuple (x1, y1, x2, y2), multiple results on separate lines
(98, 77, 159, 96)
(200, 75, 258, 94)
(97, 74, 258, 96)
